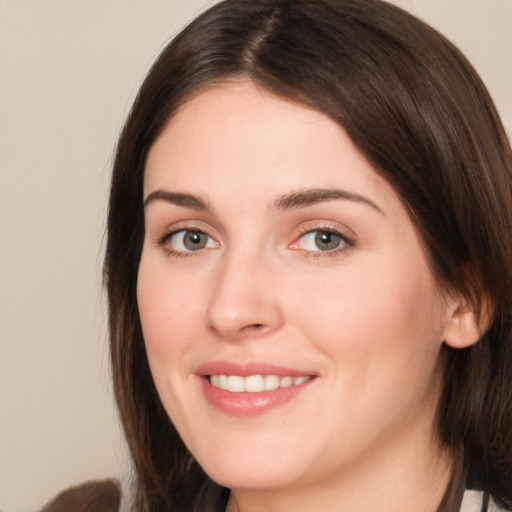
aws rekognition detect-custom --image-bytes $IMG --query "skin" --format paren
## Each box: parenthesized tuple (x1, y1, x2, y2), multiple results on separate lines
(137, 80, 478, 512)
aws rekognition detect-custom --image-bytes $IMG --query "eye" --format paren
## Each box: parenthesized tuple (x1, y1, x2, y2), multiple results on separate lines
(163, 229, 217, 253)
(292, 229, 352, 253)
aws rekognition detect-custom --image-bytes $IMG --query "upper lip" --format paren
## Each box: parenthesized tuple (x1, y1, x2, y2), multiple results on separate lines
(195, 361, 316, 378)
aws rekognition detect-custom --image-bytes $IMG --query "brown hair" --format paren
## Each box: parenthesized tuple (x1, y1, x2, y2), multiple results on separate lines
(104, 1, 512, 510)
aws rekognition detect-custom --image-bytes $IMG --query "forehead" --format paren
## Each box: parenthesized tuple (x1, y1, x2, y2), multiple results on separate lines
(144, 80, 398, 212)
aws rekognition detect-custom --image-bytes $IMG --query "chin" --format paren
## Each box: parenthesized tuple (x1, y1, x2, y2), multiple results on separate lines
(197, 448, 305, 491)
(206, 465, 296, 491)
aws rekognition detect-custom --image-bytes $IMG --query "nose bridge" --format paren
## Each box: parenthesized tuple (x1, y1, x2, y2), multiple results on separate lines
(205, 241, 283, 341)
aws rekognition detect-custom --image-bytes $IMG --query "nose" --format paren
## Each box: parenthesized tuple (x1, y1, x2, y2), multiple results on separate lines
(205, 250, 284, 341)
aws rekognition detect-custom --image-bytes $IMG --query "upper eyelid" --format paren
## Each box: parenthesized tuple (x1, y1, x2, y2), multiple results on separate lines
(293, 228, 354, 245)
(152, 219, 217, 239)
(291, 220, 356, 239)
(158, 226, 216, 244)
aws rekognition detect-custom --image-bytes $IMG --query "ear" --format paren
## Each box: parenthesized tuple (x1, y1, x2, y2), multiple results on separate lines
(443, 305, 481, 349)
(442, 295, 493, 349)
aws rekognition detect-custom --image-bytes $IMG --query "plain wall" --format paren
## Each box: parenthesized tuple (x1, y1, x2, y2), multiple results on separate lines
(1, 1, 510, 510)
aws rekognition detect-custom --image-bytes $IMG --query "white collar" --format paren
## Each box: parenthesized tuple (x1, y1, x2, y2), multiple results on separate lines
(461, 489, 500, 512)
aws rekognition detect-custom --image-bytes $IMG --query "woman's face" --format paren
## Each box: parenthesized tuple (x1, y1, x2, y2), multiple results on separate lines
(138, 80, 454, 492)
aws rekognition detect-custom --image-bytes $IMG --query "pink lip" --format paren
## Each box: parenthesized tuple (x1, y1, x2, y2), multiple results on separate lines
(196, 361, 313, 378)
(195, 361, 316, 417)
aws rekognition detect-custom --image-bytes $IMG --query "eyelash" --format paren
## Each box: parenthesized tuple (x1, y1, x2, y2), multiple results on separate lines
(291, 226, 355, 258)
(158, 228, 217, 258)
(157, 225, 355, 259)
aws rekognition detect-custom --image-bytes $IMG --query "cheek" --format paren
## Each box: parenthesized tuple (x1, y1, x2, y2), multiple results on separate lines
(136, 257, 207, 431)
(286, 254, 445, 386)
(137, 258, 202, 372)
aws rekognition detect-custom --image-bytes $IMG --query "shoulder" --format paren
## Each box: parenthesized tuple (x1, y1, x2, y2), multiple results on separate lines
(40, 479, 121, 512)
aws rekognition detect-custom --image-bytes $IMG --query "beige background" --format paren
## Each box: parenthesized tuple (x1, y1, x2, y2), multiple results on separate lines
(1, 1, 510, 510)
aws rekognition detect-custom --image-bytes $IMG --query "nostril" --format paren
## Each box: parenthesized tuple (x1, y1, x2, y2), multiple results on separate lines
(241, 323, 265, 335)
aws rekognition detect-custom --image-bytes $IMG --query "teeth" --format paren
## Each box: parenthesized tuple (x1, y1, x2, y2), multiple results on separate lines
(209, 374, 311, 392)
(264, 375, 280, 391)
(245, 375, 264, 392)
(227, 375, 245, 392)
(218, 374, 228, 390)
(280, 376, 293, 388)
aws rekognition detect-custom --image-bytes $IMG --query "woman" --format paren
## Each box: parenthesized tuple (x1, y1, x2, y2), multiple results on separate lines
(103, 0, 512, 510)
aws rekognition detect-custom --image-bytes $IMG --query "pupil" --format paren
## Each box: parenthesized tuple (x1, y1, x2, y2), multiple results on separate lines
(315, 231, 340, 251)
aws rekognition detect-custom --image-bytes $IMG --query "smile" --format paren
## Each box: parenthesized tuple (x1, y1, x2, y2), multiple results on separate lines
(197, 363, 316, 415)
(209, 374, 311, 393)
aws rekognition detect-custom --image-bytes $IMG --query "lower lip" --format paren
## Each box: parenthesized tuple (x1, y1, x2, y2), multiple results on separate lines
(200, 377, 314, 416)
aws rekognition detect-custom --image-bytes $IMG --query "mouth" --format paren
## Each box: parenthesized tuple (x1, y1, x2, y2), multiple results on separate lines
(208, 374, 311, 392)
(196, 362, 316, 416)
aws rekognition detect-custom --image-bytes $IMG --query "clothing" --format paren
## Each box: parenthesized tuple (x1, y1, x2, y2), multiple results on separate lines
(39, 479, 121, 512)
(461, 490, 500, 512)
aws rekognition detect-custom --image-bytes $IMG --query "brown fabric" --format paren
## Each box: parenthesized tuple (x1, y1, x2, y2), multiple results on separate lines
(40, 479, 121, 512)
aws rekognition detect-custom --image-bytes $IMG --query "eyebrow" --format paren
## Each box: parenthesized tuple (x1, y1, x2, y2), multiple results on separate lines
(143, 190, 211, 211)
(274, 188, 385, 215)
(143, 187, 385, 215)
